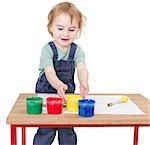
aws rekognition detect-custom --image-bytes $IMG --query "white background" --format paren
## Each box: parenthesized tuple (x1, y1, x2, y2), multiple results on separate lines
(0, 0, 150, 145)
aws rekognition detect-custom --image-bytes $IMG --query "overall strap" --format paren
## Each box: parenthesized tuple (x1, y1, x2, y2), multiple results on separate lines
(48, 41, 58, 60)
(68, 43, 77, 60)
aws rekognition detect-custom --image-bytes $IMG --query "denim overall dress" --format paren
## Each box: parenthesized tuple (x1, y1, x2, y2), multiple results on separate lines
(33, 41, 77, 145)
(35, 41, 76, 93)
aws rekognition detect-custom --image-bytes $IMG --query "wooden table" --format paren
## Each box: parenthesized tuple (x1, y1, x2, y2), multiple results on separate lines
(6, 93, 150, 145)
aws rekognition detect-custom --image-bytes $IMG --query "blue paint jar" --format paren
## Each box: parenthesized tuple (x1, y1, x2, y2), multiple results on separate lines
(78, 99, 95, 117)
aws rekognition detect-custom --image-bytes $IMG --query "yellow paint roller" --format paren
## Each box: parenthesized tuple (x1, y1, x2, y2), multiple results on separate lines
(107, 96, 129, 107)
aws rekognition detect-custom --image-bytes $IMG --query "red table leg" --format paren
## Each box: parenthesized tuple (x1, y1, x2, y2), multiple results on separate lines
(133, 126, 139, 145)
(22, 126, 26, 145)
(11, 125, 17, 145)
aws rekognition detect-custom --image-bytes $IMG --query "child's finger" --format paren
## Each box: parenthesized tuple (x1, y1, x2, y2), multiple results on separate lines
(63, 84, 68, 91)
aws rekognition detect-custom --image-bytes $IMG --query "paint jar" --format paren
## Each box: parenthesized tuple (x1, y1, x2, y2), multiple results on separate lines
(78, 99, 95, 117)
(66, 95, 82, 112)
(26, 96, 43, 114)
(46, 97, 63, 114)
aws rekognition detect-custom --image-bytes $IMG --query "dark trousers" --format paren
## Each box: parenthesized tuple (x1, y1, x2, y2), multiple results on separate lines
(33, 127, 77, 145)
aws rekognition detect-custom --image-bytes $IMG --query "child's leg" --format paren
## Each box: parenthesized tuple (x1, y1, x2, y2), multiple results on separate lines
(33, 128, 57, 145)
(58, 128, 77, 145)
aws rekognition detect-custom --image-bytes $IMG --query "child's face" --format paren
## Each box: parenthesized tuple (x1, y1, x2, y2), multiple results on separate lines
(51, 13, 79, 49)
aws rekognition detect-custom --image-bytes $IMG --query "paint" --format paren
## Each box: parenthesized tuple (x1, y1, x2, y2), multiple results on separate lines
(119, 96, 129, 103)
(26, 96, 43, 114)
(78, 99, 95, 117)
(46, 97, 63, 114)
(66, 95, 82, 112)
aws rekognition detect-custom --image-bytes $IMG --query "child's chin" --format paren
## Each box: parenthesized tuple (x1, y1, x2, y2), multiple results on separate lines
(60, 41, 70, 46)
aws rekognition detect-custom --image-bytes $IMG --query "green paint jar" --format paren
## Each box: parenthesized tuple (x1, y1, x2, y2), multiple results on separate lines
(26, 96, 43, 114)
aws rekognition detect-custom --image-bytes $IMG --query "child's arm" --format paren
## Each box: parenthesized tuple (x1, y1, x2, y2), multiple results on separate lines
(77, 63, 89, 98)
(44, 66, 68, 98)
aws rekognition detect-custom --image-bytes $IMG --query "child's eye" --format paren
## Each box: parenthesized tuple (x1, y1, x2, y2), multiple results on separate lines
(57, 28, 63, 31)
(69, 29, 75, 32)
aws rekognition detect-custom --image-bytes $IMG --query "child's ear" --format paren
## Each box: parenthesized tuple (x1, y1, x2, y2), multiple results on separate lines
(76, 30, 80, 39)
(49, 27, 53, 36)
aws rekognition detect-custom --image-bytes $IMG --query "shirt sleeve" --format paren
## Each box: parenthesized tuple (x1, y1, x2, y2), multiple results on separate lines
(39, 43, 54, 71)
(74, 45, 85, 66)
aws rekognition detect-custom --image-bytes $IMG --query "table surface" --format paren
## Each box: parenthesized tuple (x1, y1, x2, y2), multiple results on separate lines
(6, 93, 150, 126)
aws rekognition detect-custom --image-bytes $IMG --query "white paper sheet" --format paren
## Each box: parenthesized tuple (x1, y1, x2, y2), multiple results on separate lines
(37, 94, 144, 115)
(86, 95, 144, 115)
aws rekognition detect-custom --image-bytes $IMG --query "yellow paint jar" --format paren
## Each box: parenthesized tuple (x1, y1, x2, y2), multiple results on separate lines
(66, 95, 82, 112)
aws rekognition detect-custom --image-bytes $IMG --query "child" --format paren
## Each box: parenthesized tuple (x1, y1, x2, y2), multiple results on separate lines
(33, 2, 89, 145)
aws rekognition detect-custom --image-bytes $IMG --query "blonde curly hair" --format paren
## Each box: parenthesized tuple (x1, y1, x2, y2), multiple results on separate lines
(47, 2, 86, 37)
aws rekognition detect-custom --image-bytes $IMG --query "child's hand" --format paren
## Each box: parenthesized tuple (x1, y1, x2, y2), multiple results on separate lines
(80, 81, 89, 98)
(57, 83, 68, 99)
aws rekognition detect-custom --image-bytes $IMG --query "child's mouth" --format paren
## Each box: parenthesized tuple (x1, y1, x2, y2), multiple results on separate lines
(61, 38, 69, 41)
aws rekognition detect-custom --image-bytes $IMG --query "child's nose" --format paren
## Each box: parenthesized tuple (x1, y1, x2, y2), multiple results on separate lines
(63, 30, 69, 36)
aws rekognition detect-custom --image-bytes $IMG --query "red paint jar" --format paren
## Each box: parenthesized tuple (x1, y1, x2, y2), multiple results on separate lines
(46, 97, 63, 114)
